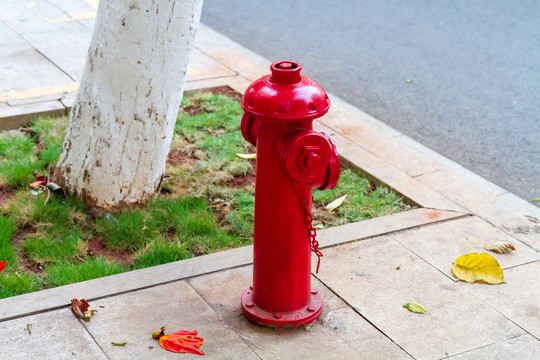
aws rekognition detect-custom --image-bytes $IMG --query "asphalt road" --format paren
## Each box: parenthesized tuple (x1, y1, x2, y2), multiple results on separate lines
(201, 0, 540, 206)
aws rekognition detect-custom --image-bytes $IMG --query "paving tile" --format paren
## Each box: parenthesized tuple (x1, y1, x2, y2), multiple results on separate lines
(315, 121, 465, 212)
(390, 216, 540, 281)
(317, 208, 468, 249)
(447, 334, 540, 360)
(196, 24, 271, 74)
(319, 99, 440, 178)
(187, 49, 236, 82)
(459, 261, 540, 339)
(417, 170, 540, 251)
(189, 266, 411, 360)
(0, 43, 73, 93)
(22, 22, 92, 81)
(84, 280, 258, 360)
(47, 0, 97, 16)
(0, 1, 76, 34)
(396, 134, 509, 197)
(315, 236, 525, 359)
(0, 308, 107, 359)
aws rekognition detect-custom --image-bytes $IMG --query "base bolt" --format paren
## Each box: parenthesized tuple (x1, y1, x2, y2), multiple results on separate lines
(246, 301, 254, 308)
(311, 289, 318, 295)
(274, 313, 283, 319)
(308, 306, 316, 312)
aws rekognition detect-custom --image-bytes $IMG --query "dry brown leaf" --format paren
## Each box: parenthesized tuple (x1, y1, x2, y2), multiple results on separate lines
(71, 298, 90, 319)
(484, 242, 516, 254)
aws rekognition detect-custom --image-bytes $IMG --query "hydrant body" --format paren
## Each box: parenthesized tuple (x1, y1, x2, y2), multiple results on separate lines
(240, 61, 340, 328)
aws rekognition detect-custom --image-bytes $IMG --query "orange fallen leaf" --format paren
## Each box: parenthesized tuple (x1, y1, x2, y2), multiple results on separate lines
(152, 327, 204, 355)
(71, 298, 90, 319)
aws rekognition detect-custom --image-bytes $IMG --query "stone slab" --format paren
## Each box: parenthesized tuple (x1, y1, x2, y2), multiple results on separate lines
(417, 170, 540, 251)
(83, 280, 258, 359)
(396, 134, 509, 196)
(447, 334, 540, 360)
(314, 121, 465, 211)
(317, 208, 468, 249)
(0, 43, 73, 93)
(459, 261, 540, 339)
(390, 216, 540, 281)
(46, 0, 97, 16)
(189, 266, 411, 360)
(0, 100, 66, 130)
(0, 308, 107, 359)
(0, 1, 76, 34)
(314, 236, 525, 359)
(319, 98, 440, 178)
(22, 22, 92, 81)
(186, 49, 236, 82)
(196, 23, 271, 75)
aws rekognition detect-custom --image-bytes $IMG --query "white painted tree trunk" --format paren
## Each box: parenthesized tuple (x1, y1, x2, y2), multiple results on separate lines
(53, 0, 203, 211)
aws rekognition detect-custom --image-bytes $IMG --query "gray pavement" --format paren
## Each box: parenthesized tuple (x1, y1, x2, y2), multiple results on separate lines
(201, 0, 540, 206)
(0, 1, 539, 359)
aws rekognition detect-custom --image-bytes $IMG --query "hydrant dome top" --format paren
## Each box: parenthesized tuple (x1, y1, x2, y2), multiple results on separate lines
(241, 61, 330, 120)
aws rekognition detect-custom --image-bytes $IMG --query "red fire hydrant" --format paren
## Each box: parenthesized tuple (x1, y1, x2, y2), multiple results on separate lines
(240, 61, 340, 328)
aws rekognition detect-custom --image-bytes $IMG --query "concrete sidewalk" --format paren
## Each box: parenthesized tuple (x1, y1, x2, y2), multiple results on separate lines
(0, 1, 539, 359)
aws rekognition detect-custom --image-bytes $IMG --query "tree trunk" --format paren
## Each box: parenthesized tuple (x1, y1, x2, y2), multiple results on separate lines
(53, 0, 203, 212)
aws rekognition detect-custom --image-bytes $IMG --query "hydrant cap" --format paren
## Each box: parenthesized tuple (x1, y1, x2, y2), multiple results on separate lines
(241, 61, 330, 120)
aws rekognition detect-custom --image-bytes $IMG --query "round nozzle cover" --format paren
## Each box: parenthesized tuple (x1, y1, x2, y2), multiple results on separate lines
(241, 61, 330, 120)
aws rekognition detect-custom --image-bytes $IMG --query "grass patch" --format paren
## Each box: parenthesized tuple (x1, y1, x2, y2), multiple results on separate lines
(46, 257, 127, 287)
(0, 88, 410, 299)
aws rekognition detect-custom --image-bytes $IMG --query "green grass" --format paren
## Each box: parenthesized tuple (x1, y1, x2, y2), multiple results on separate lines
(0, 271, 43, 298)
(133, 237, 191, 269)
(46, 257, 127, 287)
(0, 90, 410, 299)
(313, 169, 409, 226)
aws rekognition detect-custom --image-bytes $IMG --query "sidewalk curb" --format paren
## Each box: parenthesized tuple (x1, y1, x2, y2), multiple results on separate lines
(0, 208, 466, 322)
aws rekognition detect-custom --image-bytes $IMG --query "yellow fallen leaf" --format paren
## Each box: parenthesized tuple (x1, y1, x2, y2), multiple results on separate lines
(111, 342, 127, 346)
(403, 303, 427, 313)
(325, 195, 347, 212)
(484, 242, 515, 254)
(452, 253, 504, 284)
(236, 153, 256, 159)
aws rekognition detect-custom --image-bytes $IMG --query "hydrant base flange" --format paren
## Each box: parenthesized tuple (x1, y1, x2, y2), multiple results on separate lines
(240, 287, 323, 328)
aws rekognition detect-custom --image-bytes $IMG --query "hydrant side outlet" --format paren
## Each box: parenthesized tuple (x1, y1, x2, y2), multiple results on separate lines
(240, 61, 340, 328)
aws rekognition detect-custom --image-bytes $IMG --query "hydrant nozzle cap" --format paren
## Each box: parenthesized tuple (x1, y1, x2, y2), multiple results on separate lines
(270, 61, 302, 85)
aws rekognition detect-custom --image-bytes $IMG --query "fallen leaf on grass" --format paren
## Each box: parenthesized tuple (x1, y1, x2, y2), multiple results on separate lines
(0, 261, 5, 274)
(71, 298, 90, 319)
(236, 153, 256, 159)
(403, 303, 427, 313)
(29, 176, 48, 188)
(111, 342, 127, 346)
(325, 195, 347, 212)
(452, 253, 504, 284)
(152, 327, 204, 355)
(484, 242, 516, 254)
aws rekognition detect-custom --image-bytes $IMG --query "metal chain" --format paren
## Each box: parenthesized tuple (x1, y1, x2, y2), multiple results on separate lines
(294, 181, 324, 273)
